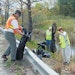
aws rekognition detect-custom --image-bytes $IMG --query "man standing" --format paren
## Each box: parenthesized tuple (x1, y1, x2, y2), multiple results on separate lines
(46, 26, 52, 51)
(2, 10, 24, 61)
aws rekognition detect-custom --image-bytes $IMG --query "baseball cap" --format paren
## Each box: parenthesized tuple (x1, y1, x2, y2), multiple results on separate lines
(15, 10, 21, 16)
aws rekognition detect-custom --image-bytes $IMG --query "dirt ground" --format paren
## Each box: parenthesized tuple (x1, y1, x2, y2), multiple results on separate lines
(0, 30, 75, 75)
(0, 32, 40, 75)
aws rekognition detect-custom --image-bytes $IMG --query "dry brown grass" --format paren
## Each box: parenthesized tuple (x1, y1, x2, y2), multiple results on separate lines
(51, 51, 63, 63)
(54, 62, 62, 74)
(69, 63, 75, 74)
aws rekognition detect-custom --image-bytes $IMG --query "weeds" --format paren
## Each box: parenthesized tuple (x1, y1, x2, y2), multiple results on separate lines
(16, 71, 22, 75)
(54, 62, 62, 74)
(69, 63, 75, 74)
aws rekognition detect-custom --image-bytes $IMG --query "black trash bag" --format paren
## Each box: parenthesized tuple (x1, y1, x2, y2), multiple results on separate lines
(36, 50, 50, 58)
(32, 41, 50, 59)
(50, 39, 56, 53)
(36, 49, 43, 55)
(40, 50, 50, 58)
(16, 29, 31, 60)
(37, 41, 46, 50)
(16, 35, 28, 60)
(37, 42, 50, 58)
(42, 52, 50, 58)
(32, 49, 43, 60)
(33, 49, 50, 59)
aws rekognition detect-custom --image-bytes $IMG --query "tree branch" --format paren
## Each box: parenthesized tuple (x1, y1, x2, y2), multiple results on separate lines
(32, 0, 42, 3)
(22, 1, 28, 5)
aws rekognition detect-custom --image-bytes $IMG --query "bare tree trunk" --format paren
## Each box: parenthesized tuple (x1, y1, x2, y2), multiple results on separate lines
(0, 3, 1, 24)
(5, 0, 9, 22)
(0, 3, 1, 14)
(27, 0, 33, 33)
(7, 0, 9, 18)
(21, 0, 24, 26)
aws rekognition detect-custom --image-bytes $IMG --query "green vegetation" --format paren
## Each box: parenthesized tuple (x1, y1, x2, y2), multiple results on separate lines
(26, 40, 38, 49)
(16, 72, 22, 75)
(58, 0, 75, 17)
(1, 1, 75, 75)
(6, 59, 23, 75)
(13, 1, 75, 53)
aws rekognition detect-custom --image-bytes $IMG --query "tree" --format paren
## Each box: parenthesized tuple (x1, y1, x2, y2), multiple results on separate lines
(58, 0, 75, 16)
(17, 0, 42, 33)
(1, 0, 18, 22)
(0, 3, 1, 14)
(2, 0, 42, 32)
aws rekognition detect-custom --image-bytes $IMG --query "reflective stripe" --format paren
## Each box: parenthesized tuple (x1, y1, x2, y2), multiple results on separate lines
(9, 25, 14, 29)
(5, 16, 16, 29)
(5, 15, 22, 34)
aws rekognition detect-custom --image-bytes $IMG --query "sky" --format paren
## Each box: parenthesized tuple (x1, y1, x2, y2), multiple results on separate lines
(1, 0, 57, 15)
(32, 0, 57, 8)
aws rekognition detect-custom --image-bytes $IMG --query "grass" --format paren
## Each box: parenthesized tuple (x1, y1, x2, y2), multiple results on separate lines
(50, 52, 62, 62)
(16, 72, 22, 75)
(69, 63, 75, 74)
(54, 62, 62, 74)
(33, 18, 75, 33)
(50, 52, 75, 75)
(33, 17, 75, 45)
(6, 58, 12, 67)
(6, 59, 23, 75)
(2, 16, 75, 75)
(15, 34, 22, 40)
(15, 16, 75, 48)
(26, 40, 38, 49)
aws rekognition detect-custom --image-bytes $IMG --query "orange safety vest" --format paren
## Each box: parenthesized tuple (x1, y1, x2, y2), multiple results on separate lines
(5, 15, 22, 34)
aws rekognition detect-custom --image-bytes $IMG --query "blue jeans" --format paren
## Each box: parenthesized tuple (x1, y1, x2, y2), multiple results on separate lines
(46, 40, 52, 50)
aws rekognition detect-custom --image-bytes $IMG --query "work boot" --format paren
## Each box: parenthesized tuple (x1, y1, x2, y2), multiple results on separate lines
(64, 62, 70, 65)
(2, 55, 8, 61)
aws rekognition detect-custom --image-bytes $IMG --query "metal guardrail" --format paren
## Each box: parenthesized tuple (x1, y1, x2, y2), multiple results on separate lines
(0, 27, 59, 75)
(0, 27, 5, 34)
